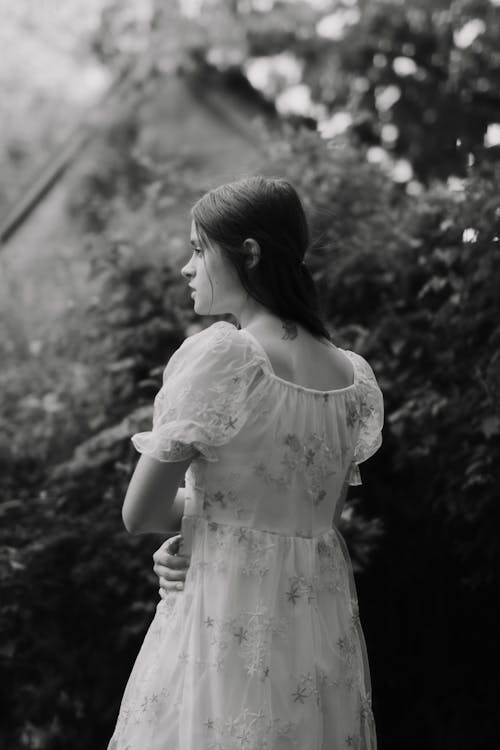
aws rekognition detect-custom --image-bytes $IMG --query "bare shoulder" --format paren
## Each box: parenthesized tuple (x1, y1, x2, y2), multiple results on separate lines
(249, 319, 354, 390)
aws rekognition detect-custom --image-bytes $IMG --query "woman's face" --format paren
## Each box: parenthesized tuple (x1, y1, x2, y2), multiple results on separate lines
(181, 219, 244, 317)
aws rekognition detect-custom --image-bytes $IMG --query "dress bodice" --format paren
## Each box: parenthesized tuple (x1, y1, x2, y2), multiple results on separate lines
(131, 321, 384, 540)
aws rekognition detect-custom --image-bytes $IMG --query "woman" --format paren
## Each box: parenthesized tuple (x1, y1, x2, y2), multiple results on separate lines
(107, 176, 384, 749)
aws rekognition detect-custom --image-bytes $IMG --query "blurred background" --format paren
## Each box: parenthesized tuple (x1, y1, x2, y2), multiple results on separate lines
(1, 1, 499, 748)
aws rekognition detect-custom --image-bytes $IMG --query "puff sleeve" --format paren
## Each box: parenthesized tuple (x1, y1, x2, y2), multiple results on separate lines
(346, 354, 384, 486)
(131, 321, 268, 462)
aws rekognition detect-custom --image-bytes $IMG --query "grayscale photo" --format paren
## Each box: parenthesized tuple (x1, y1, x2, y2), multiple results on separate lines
(1, 2, 498, 749)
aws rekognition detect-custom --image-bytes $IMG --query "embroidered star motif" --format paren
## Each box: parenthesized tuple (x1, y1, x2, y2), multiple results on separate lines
(286, 585, 301, 605)
(237, 727, 252, 743)
(346, 403, 359, 427)
(212, 491, 225, 505)
(233, 626, 248, 645)
(346, 735, 356, 746)
(204, 616, 215, 628)
(305, 449, 316, 465)
(314, 489, 327, 506)
(204, 718, 214, 729)
(225, 416, 237, 430)
(291, 685, 308, 703)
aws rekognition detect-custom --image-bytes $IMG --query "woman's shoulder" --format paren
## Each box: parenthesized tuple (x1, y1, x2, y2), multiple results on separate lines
(181, 321, 250, 356)
(236, 323, 356, 391)
(184, 320, 237, 344)
(341, 349, 381, 386)
(171, 321, 267, 375)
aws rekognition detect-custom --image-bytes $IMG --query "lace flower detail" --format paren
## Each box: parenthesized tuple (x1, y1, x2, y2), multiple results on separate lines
(254, 431, 338, 503)
(205, 603, 290, 678)
(316, 531, 349, 594)
(343, 351, 384, 486)
(205, 706, 299, 750)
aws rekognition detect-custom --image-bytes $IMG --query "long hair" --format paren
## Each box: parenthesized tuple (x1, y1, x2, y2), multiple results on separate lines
(190, 175, 332, 342)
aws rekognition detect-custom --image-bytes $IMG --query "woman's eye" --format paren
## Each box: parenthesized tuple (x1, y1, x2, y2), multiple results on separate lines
(191, 246, 203, 255)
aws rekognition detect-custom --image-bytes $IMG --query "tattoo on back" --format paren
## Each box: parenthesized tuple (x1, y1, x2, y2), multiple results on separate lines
(281, 320, 298, 340)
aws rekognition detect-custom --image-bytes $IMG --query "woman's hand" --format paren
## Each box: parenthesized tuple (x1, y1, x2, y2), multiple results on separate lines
(153, 534, 190, 599)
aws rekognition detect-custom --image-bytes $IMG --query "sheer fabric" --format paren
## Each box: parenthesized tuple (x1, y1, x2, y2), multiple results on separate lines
(131, 324, 270, 463)
(108, 321, 384, 750)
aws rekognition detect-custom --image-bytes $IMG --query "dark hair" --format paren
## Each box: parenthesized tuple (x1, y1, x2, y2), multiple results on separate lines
(190, 175, 332, 342)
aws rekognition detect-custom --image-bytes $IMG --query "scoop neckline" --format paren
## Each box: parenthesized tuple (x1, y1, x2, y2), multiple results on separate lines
(238, 326, 357, 395)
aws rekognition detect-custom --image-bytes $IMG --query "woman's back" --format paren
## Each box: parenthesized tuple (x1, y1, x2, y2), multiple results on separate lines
(241, 321, 356, 392)
(171, 321, 381, 539)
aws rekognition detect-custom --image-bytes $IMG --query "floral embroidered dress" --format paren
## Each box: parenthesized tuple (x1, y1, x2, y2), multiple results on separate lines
(107, 320, 384, 750)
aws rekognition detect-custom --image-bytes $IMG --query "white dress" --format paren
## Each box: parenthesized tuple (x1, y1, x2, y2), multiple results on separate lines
(107, 320, 384, 750)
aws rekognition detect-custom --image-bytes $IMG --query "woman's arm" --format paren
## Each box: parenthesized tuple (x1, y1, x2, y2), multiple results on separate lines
(142, 487, 186, 535)
(122, 453, 192, 535)
(123, 484, 187, 535)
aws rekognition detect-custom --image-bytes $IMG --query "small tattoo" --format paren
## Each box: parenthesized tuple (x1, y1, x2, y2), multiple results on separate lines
(281, 320, 298, 340)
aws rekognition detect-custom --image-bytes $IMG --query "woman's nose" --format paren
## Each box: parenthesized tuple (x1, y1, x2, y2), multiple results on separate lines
(181, 264, 192, 279)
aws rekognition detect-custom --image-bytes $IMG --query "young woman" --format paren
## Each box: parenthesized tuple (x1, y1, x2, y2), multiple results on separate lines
(107, 176, 384, 749)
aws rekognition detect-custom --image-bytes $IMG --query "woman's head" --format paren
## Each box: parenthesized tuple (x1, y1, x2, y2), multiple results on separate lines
(181, 175, 331, 341)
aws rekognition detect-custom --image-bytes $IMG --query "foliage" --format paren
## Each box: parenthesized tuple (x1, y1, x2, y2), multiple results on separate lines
(0, 456, 158, 749)
(297, 0, 500, 181)
(153, 0, 500, 183)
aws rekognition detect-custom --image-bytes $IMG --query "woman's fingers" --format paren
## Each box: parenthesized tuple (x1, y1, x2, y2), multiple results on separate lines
(153, 534, 182, 564)
(153, 535, 190, 598)
(153, 562, 186, 581)
(161, 552, 190, 569)
(159, 577, 184, 592)
(153, 541, 190, 570)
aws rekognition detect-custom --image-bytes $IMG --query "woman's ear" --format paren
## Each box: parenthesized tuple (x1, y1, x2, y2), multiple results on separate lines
(243, 238, 260, 270)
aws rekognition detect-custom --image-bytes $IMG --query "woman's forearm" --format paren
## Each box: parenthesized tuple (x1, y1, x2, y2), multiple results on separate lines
(130, 488, 186, 535)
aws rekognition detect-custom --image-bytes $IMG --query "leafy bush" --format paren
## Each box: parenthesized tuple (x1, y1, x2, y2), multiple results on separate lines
(143, 0, 500, 183)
